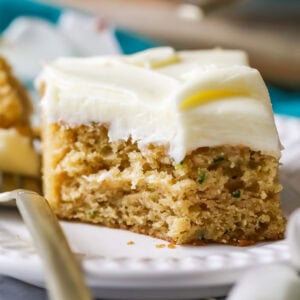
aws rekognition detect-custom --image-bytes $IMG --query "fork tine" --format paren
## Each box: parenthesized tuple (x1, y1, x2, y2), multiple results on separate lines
(0, 189, 92, 300)
(0, 191, 15, 203)
(18, 174, 26, 189)
(0, 171, 41, 194)
(0, 171, 3, 191)
(13, 174, 22, 189)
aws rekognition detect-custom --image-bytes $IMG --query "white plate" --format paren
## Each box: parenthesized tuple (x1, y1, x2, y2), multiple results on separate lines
(1, 115, 300, 300)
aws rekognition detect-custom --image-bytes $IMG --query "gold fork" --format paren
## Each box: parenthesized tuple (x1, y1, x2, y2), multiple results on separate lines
(0, 171, 92, 300)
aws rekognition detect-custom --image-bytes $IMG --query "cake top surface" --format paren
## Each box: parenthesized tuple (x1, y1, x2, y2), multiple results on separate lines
(39, 47, 281, 162)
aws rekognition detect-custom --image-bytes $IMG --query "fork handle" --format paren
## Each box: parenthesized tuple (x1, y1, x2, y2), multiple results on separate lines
(14, 190, 92, 300)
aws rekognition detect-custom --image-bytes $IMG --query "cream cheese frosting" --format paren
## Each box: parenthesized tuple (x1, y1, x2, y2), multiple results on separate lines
(39, 47, 281, 162)
(0, 128, 39, 176)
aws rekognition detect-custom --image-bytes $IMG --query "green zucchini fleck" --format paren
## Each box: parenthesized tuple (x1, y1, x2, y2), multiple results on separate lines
(213, 156, 225, 163)
(232, 190, 241, 198)
(87, 209, 97, 218)
(198, 170, 206, 184)
(195, 229, 206, 240)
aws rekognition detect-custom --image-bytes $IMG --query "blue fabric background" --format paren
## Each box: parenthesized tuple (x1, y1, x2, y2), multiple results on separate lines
(0, 0, 299, 118)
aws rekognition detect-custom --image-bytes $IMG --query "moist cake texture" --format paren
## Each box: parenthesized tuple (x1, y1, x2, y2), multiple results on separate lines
(44, 123, 284, 244)
(0, 56, 39, 176)
(40, 47, 285, 245)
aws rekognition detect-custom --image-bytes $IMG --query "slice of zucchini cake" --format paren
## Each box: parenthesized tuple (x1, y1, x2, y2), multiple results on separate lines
(0, 56, 39, 176)
(39, 47, 285, 245)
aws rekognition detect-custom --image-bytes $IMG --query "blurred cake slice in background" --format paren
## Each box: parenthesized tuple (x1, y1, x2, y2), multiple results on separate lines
(0, 56, 39, 177)
(39, 47, 285, 245)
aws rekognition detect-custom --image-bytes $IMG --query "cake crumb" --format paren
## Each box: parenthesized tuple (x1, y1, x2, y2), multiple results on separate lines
(127, 241, 135, 245)
(168, 243, 176, 249)
(155, 244, 166, 248)
(237, 239, 255, 247)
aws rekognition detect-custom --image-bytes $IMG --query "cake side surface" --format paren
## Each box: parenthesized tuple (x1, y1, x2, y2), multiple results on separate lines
(43, 122, 285, 245)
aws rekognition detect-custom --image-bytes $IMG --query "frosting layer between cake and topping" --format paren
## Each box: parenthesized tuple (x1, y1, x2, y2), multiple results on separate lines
(39, 47, 281, 162)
